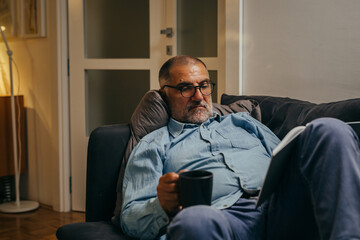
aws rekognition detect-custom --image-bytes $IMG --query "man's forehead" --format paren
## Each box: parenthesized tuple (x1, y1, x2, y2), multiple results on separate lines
(170, 62, 203, 72)
(169, 63, 207, 82)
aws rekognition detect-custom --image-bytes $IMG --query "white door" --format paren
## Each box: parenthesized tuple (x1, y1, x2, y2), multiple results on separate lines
(68, 0, 231, 211)
(68, 0, 166, 211)
(165, 0, 226, 102)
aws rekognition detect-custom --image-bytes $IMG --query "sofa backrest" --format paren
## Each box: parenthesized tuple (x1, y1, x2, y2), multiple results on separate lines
(222, 94, 360, 139)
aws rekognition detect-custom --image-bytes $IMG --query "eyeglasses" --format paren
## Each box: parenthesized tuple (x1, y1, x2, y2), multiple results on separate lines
(163, 82, 215, 98)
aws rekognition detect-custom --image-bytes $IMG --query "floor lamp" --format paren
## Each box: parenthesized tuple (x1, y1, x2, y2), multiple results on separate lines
(0, 26, 39, 213)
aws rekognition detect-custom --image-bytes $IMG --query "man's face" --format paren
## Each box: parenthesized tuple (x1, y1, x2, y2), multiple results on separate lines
(162, 63, 213, 124)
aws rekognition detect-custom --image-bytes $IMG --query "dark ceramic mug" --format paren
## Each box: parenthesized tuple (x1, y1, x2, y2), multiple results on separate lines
(179, 170, 213, 208)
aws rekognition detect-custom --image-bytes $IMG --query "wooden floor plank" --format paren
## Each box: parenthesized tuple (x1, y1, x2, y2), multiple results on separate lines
(0, 205, 85, 240)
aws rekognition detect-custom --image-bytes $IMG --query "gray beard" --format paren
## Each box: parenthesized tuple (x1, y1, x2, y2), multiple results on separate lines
(183, 102, 213, 124)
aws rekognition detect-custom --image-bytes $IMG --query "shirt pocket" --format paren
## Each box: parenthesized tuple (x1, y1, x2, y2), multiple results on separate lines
(215, 127, 259, 150)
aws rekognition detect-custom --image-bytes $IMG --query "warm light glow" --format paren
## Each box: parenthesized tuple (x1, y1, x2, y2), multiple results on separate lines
(0, 25, 8, 95)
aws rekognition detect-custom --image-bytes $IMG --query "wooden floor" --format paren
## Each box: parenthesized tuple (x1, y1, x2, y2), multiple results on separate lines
(0, 205, 85, 240)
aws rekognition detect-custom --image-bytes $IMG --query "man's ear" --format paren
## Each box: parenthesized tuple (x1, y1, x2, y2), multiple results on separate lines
(159, 89, 168, 102)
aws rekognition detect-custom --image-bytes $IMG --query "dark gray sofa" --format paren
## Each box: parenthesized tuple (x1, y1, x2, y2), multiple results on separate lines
(56, 94, 360, 240)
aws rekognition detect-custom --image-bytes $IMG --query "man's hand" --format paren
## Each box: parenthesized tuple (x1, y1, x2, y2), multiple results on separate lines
(157, 171, 184, 215)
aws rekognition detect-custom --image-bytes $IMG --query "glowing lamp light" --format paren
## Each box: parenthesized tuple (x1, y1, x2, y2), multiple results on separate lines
(0, 25, 39, 213)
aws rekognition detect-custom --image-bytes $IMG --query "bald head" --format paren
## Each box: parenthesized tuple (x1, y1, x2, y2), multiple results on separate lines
(157, 55, 213, 124)
(159, 55, 208, 88)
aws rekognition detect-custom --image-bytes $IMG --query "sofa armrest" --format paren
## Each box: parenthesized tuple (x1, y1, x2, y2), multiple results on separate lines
(86, 124, 130, 222)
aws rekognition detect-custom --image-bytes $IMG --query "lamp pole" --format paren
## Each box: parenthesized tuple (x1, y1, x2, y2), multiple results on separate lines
(0, 26, 39, 213)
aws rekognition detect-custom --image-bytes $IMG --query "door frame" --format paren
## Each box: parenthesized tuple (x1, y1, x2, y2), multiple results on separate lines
(225, 0, 244, 95)
(56, 0, 244, 212)
(56, 0, 71, 212)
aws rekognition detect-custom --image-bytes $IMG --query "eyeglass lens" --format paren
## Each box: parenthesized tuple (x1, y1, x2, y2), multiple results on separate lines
(181, 83, 213, 98)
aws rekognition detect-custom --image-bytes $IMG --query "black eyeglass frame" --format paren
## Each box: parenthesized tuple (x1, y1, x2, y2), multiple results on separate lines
(162, 82, 216, 98)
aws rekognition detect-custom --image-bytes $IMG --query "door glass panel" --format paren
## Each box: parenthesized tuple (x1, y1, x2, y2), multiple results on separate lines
(85, 70, 150, 135)
(84, 0, 149, 58)
(177, 0, 217, 57)
(209, 70, 218, 103)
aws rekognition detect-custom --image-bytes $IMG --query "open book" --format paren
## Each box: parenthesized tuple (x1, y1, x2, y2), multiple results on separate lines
(256, 121, 360, 208)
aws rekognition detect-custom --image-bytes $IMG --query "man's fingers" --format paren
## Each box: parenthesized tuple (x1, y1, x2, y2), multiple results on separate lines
(159, 172, 179, 183)
(157, 172, 185, 214)
(157, 182, 178, 193)
(159, 192, 180, 202)
(157, 183, 181, 214)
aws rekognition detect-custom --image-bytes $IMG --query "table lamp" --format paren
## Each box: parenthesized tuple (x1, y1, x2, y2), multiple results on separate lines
(0, 26, 39, 213)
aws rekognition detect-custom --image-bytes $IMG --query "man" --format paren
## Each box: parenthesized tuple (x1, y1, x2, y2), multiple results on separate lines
(120, 55, 360, 240)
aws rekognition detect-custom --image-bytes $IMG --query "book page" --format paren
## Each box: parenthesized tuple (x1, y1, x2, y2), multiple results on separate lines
(272, 126, 306, 156)
(256, 125, 305, 207)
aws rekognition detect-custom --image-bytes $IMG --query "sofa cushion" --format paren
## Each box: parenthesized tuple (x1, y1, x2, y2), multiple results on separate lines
(221, 94, 360, 139)
(113, 90, 261, 217)
(56, 221, 136, 240)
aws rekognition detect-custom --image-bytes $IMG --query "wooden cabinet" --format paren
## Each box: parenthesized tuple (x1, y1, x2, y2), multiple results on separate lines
(0, 96, 26, 177)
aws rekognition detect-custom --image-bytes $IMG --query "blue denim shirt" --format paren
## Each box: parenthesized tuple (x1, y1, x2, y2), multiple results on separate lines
(120, 112, 280, 239)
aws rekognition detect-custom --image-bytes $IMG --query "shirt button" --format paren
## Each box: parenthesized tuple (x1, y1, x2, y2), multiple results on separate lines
(223, 204, 228, 208)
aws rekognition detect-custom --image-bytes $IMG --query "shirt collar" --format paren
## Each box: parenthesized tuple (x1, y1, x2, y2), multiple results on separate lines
(168, 113, 221, 138)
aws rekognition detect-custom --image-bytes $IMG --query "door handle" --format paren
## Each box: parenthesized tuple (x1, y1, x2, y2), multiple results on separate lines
(160, 28, 173, 38)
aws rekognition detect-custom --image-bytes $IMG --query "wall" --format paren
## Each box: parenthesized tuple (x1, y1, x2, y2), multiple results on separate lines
(243, 0, 360, 103)
(0, 0, 59, 208)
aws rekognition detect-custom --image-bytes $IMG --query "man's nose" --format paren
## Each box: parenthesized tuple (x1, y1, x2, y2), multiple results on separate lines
(191, 87, 204, 101)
